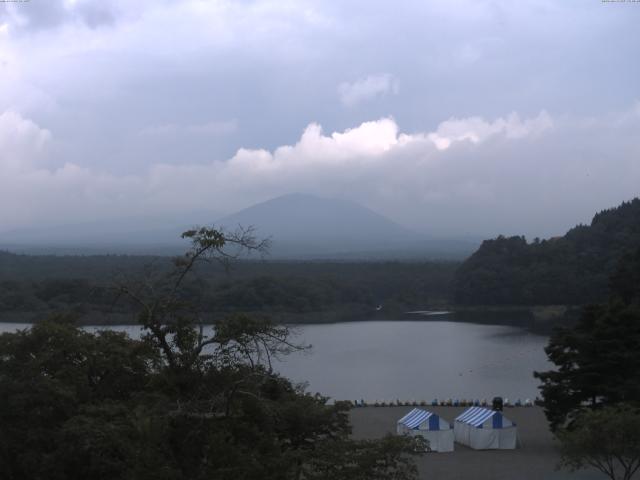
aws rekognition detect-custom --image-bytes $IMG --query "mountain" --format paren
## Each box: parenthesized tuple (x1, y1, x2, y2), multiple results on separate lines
(453, 198, 640, 305)
(0, 193, 478, 259)
(218, 193, 415, 256)
(216, 193, 475, 259)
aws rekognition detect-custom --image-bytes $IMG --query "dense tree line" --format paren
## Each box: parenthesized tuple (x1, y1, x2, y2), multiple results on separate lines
(0, 253, 456, 323)
(535, 246, 640, 429)
(454, 198, 640, 305)
(0, 228, 419, 480)
(534, 247, 640, 479)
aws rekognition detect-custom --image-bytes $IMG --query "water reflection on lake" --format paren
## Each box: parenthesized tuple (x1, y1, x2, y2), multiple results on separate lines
(0, 320, 550, 402)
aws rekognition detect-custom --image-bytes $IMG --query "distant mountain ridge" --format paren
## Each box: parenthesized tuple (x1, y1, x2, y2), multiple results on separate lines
(454, 198, 640, 305)
(0, 193, 478, 259)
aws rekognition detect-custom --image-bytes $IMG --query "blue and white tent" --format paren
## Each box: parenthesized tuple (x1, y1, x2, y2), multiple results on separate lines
(454, 407, 517, 450)
(396, 408, 454, 452)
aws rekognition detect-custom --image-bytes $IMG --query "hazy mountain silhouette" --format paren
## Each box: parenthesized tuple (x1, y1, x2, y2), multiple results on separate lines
(216, 193, 416, 256)
(0, 193, 478, 258)
(217, 193, 476, 259)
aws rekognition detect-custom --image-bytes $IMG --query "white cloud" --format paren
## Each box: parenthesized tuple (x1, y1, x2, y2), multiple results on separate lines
(425, 111, 553, 150)
(1, 106, 638, 238)
(338, 74, 399, 107)
(0, 110, 51, 171)
(0, 0, 635, 177)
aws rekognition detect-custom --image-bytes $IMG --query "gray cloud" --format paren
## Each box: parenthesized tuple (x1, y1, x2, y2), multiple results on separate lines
(0, 0, 638, 237)
(0, 0, 117, 32)
(0, 105, 638, 239)
(338, 74, 399, 107)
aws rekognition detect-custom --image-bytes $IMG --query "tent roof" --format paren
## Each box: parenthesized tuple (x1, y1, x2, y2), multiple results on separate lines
(397, 408, 435, 429)
(455, 407, 506, 427)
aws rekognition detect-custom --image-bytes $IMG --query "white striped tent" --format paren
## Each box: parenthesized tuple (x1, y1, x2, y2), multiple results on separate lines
(396, 408, 454, 452)
(454, 407, 517, 450)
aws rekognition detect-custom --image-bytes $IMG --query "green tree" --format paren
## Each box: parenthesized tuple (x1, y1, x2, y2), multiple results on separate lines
(558, 405, 640, 480)
(534, 302, 640, 430)
(534, 246, 640, 431)
(302, 436, 418, 480)
(0, 227, 418, 480)
(454, 198, 640, 306)
(0, 316, 157, 479)
(610, 248, 640, 306)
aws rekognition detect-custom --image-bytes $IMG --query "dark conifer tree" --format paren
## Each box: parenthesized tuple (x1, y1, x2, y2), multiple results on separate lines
(535, 246, 640, 430)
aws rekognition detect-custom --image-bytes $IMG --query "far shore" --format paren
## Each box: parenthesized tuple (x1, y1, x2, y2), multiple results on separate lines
(0, 304, 574, 334)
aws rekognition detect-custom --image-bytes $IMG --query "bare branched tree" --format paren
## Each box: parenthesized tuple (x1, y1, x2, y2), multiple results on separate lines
(111, 225, 315, 421)
(113, 225, 275, 371)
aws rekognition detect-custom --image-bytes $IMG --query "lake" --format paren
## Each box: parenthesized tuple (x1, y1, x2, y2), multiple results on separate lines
(0, 320, 550, 402)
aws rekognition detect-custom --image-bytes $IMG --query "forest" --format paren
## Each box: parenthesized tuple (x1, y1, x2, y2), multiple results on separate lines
(0, 252, 456, 324)
(454, 198, 640, 306)
(3, 198, 639, 325)
(0, 228, 420, 480)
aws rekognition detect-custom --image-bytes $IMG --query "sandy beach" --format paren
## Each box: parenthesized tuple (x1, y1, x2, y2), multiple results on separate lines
(349, 406, 607, 480)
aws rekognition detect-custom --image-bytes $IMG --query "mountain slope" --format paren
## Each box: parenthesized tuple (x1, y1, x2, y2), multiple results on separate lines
(453, 198, 640, 305)
(217, 193, 423, 257)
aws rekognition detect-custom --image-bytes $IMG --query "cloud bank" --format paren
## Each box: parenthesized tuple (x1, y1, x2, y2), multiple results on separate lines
(1, 105, 638, 238)
(4, 0, 635, 174)
(0, 0, 638, 238)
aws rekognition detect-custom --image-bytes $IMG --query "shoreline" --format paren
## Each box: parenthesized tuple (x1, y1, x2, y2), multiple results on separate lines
(0, 304, 572, 325)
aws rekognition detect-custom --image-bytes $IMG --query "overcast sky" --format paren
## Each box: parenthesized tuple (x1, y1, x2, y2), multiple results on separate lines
(0, 0, 639, 238)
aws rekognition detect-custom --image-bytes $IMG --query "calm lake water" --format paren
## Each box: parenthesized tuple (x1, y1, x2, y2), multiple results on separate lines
(0, 320, 550, 402)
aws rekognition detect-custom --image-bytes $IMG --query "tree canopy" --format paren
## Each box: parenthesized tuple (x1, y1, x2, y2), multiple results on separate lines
(558, 405, 640, 480)
(454, 198, 640, 306)
(0, 250, 456, 325)
(0, 227, 418, 480)
(535, 246, 640, 430)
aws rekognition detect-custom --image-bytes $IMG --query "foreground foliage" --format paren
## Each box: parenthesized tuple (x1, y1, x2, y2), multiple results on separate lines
(536, 247, 640, 478)
(535, 247, 640, 430)
(558, 405, 640, 480)
(0, 227, 418, 480)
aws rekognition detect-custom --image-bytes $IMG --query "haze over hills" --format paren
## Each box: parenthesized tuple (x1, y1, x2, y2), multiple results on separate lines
(0, 212, 217, 256)
(0, 193, 479, 259)
(217, 193, 477, 258)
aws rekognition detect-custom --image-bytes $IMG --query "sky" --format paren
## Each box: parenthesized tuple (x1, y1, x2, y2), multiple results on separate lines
(0, 0, 639, 238)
